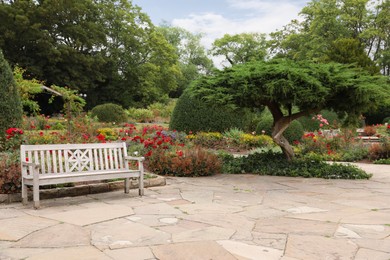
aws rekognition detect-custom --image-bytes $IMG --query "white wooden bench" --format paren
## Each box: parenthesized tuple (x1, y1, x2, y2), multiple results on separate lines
(20, 142, 144, 208)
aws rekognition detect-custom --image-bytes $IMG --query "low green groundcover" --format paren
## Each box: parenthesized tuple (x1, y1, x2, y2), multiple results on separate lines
(220, 152, 372, 179)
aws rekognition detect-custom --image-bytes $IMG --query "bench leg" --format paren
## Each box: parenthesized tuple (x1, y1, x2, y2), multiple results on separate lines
(21, 179, 28, 205)
(139, 173, 144, 196)
(33, 184, 40, 209)
(124, 178, 130, 193)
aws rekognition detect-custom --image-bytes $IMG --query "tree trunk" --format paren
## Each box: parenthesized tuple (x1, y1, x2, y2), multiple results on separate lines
(272, 117, 295, 161)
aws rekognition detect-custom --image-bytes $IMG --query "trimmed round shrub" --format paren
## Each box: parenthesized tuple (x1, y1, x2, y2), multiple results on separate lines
(90, 103, 127, 123)
(256, 114, 304, 143)
(170, 90, 254, 133)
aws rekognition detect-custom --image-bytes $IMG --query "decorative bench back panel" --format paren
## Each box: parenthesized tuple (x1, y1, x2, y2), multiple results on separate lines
(20, 143, 129, 176)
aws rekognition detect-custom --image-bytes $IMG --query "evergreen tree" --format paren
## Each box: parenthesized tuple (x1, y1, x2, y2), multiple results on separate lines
(0, 49, 23, 145)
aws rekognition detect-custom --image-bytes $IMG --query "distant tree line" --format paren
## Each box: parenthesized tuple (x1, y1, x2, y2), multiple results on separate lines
(0, 0, 388, 113)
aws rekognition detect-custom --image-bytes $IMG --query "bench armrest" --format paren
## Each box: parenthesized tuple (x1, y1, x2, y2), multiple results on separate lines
(21, 162, 40, 169)
(124, 156, 145, 162)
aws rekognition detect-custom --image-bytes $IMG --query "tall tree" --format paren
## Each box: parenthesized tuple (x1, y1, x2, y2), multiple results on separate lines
(190, 59, 390, 161)
(210, 33, 268, 66)
(0, 49, 23, 145)
(158, 24, 214, 97)
(269, 0, 388, 74)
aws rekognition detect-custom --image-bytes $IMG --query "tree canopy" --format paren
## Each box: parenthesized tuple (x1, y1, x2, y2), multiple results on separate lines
(157, 24, 214, 97)
(0, 0, 180, 108)
(269, 0, 389, 75)
(210, 33, 268, 67)
(190, 59, 390, 160)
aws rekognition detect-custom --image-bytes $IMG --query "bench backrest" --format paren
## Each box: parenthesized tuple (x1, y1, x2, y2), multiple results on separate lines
(20, 142, 129, 176)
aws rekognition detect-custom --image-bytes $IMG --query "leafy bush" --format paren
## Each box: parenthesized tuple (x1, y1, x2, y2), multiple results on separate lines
(373, 158, 390, 164)
(221, 152, 371, 179)
(0, 151, 21, 194)
(147, 147, 221, 177)
(127, 108, 154, 123)
(90, 103, 127, 123)
(170, 90, 254, 133)
(147, 100, 176, 119)
(256, 114, 304, 143)
(0, 50, 23, 146)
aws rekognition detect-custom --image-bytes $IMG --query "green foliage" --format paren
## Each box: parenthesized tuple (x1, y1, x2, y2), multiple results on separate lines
(210, 33, 268, 66)
(269, 0, 388, 75)
(127, 108, 154, 123)
(373, 158, 390, 164)
(13, 67, 43, 115)
(0, 0, 180, 109)
(90, 103, 127, 123)
(221, 152, 371, 179)
(158, 25, 214, 97)
(170, 90, 253, 133)
(147, 100, 177, 119)
(0, 50, 23, 145)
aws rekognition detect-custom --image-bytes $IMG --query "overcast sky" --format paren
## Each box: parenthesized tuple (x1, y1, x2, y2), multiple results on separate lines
(132, 0, 311, 48)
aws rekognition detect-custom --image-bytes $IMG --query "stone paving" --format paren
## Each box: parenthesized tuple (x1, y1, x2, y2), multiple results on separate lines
(0, 163, 389, 260)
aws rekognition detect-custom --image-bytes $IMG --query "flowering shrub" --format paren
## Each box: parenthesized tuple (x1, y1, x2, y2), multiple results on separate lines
(0, 151, 21, 194)
(4, 128, 24, 150)
(96, 128, 118, 141)
(298, 129, 369, 161)
(148, 147, 221, 177)
(363, 126, 376, 136)
(238, 133, 274, 149)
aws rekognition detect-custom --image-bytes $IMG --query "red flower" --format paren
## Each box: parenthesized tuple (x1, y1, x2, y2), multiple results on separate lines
(39, 131, 44, 136)
(97, 133, 105, 141)
(145, 150, 153, 157)
(176, 150, 183, 157)
(26, 157, 29, 162)
(45, 125, 51, 129)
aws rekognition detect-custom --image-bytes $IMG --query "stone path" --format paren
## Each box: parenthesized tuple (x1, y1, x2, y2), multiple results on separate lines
(0, 163, 389, 259)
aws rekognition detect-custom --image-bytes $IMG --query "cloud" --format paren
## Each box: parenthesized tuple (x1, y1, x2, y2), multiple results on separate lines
(172, 0, 305, 49)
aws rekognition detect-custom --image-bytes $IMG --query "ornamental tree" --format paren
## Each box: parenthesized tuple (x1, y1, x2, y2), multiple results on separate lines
(190, 59, 390, 161)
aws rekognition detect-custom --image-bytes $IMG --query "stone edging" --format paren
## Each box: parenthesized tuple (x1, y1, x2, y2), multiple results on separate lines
(0, 174, 166, 204)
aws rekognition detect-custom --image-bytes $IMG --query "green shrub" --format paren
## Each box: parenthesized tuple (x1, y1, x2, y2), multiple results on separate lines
(90, 103, 127, 123)
(0, 50, 23, 146)
(221, 152, 371, 179)
(256, 112, 304, 143)
(374, 158, 390, 164)
(127, 108, 154, 123)
(170, 90, 254, 133)
(383, 117, 390, 124)
(147, 100, 176, 119)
